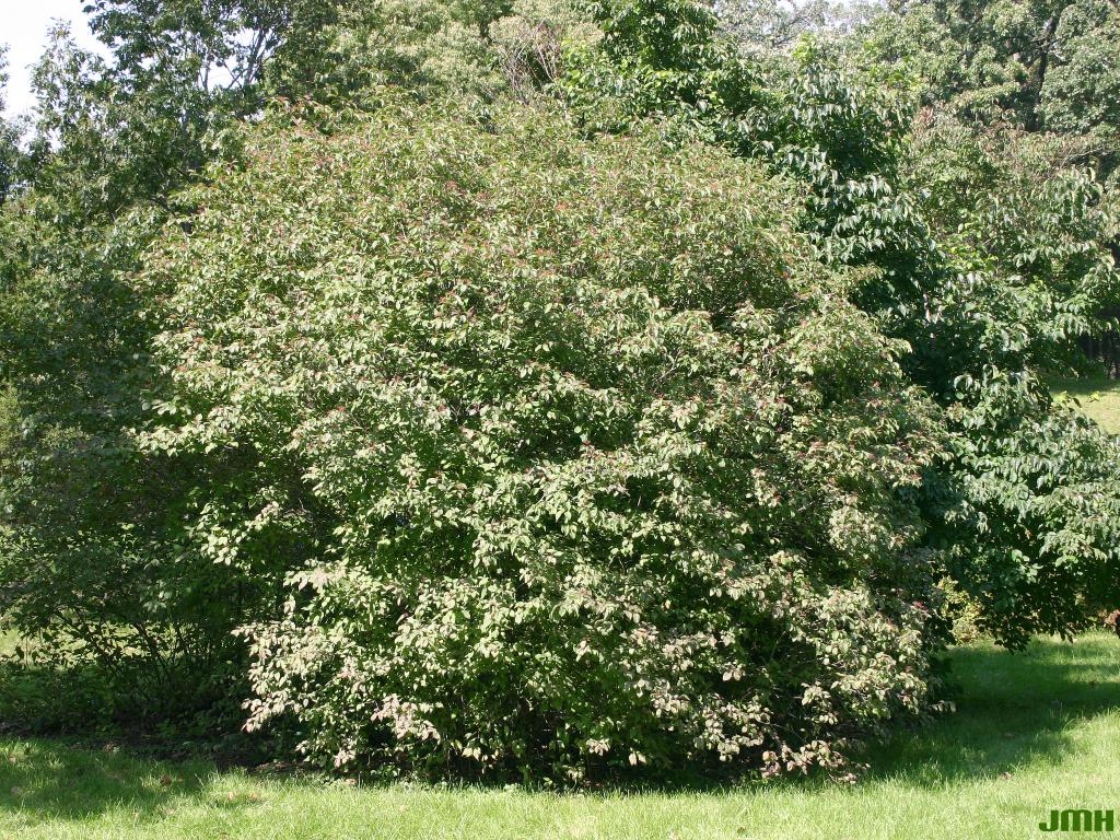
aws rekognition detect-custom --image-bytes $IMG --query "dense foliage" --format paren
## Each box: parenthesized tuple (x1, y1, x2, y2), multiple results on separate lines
(0, 0, 1118, 781)
(0, 190, 261, 722)
(138, 100, 945, 778)
(0, 49, 20, 205)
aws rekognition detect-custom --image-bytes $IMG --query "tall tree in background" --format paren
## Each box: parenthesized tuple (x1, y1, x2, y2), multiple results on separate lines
(23, 0, 314, 221)
(560, 0, 1120, 646)
(0, 47, 22, 205)
(864, 0, 1120, 174)
(262, 0, 595, 107)
(864, 0, 1071, 128)
(709, 0, 869, 52)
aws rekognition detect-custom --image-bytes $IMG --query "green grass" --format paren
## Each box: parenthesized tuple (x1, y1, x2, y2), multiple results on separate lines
(1051, 375, 1120, 434)
(0, 633, 1117, 839)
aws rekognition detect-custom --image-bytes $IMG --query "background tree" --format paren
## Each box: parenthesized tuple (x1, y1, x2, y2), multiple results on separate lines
(708, 0, 871, 53)
(863, 0, 1120, 178)
(863, 0, 1070, 129)
(558, 0, 1120, 645)
(265, 0, 596, 108)
(1042, 0, 1120, 177)
(0, 47, 23, 206)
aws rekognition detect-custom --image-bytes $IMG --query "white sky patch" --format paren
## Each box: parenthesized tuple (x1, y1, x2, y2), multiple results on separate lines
(2, 0, 108, 118)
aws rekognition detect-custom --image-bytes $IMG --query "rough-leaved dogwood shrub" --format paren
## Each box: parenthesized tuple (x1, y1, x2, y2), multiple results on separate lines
(140, 97, 947, 780)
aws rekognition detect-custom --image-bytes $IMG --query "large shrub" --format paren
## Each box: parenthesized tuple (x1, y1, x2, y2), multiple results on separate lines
(140, 98, 946, 780)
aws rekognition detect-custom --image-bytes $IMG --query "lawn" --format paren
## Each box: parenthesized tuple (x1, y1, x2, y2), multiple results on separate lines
(1051, 376, 1120, 434)
(0, 633, 1117, 840)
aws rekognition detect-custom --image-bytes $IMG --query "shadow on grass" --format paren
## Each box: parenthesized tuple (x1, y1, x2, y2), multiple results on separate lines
(0, 735, 305, 824)
(1050, 375, 1120, 433)
(861, 633, 1120, 786)
(0, 655, 292, 822)
(0, 738, 224, 822)
(1049, 375, 1120, 399)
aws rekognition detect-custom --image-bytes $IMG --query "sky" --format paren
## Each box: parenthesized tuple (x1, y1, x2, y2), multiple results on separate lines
(2, 0, 106, 117)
